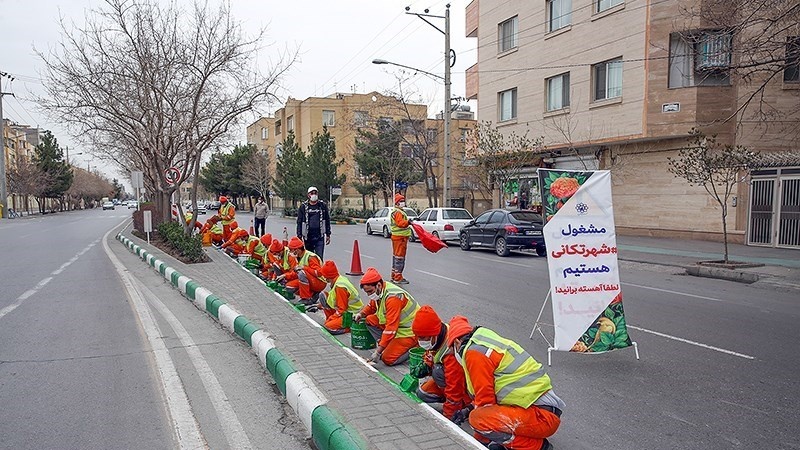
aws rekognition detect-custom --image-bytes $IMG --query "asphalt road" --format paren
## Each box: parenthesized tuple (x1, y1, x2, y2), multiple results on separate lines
(0, 210, 308, 450)
(251, 213, 799, 450)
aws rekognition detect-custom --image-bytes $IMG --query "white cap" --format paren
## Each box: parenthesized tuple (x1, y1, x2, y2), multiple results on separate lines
(308, 186, 318, 193)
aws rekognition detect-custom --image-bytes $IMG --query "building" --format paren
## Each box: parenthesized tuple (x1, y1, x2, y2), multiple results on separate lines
(464, 0, 800, 248)
(2, 120, 40, 214)
(246, 92, 479, 213)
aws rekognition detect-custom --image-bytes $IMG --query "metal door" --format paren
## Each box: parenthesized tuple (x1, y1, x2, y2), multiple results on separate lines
(777, 177, 800, 248)
(748, 179, 775, 246)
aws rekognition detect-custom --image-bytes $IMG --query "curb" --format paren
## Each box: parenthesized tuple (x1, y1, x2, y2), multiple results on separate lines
(116, 233, 366, 450)
(685, 265, 759, 284)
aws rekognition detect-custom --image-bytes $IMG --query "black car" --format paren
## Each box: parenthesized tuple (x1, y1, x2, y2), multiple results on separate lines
(459, 209, 546, 257)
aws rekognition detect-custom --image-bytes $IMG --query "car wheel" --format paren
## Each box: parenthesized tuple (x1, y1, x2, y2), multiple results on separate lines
(382, 226, 390, 238)
(366, 224, 373, 235)
(459, 234, 471, 251)
(410, 231, 417, 242)
(536, 246, 547, 257)
(432, 231, 439, 239)
(495, 236, 510, 257)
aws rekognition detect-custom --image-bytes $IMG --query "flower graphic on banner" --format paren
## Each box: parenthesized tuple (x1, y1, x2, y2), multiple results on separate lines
(541, 171, 593, 222)
(569, 292, 632, 353)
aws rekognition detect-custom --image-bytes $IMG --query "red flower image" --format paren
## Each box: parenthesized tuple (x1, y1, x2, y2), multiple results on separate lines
(550, 177, 580, 199)
(610, 292, 623, 305)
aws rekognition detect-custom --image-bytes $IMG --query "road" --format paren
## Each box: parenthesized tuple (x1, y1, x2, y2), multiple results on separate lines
(253, 213, 798, 450)
(0, 210, 309, 450)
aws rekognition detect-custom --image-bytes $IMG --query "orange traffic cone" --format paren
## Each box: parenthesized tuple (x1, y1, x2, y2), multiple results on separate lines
(346, 240, 365, 276)
(249, 219, 255, 236)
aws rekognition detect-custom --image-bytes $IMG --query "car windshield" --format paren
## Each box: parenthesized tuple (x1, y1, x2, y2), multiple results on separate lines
(509, 211, 543, 224)
(443, 209, 472, 220)
(403, 208, 417, 217)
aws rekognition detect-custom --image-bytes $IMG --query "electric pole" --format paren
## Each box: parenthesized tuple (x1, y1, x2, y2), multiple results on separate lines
(0, 72, 15, 219)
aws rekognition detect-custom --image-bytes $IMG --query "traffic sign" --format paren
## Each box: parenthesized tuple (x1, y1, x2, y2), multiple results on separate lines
(164, 167, 181, 185)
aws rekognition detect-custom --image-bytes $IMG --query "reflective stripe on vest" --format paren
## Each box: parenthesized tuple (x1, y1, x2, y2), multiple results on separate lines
(390, 208, 412, 237)
(210, 223, 223, 235)
(276, 249, 291, 270)
(299, 250, 319, 268)
(219, 203, 235, 224)
(433, 324, 451, 364)
(462, 328, 552, 408)
(376, 282, 419, 338)
(326, 276, 364, 313)
(248, 236, 267, 259)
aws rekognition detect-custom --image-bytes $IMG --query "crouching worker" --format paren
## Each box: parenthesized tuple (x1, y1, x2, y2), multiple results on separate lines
(284, 237, 326, 306)
(353, 268, 419, 366)
(262, 239, 297, 282)
(201, 216, 225, 246)
(448, 317, 565, 450)
(410, 305, 472, 422)
(221, 221, 247, 257)
(242, 233, 268, 268)
(317, 261, 363, 335)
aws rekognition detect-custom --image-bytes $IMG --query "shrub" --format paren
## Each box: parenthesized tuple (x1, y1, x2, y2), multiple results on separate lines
(345, 208, 375, 219)
(156, 221, 205, 262)
(284, 206, 298, 217)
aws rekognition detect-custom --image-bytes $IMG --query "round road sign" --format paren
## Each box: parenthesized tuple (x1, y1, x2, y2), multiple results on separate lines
(164, 167, 181, 185)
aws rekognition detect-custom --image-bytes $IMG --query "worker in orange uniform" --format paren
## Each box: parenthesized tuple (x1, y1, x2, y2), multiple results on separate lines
(263, 239, 297, 282)
(284, 237, 326, 306)
(447, 317, 565, 450)
(353, 267, 419, 365)
(318, 261, 364, 335)
(410, 306, 472, 422)
(218, 195, 236, 241)
(221, 221, 246, 256)
(390, 193, 411, 284)
(243, 234, 268, 266)
(184, 212, 203, 234)
(201, 216, 224, 246)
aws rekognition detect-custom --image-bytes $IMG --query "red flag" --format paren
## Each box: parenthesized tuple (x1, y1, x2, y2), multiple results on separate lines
(410, 223, 447, 253)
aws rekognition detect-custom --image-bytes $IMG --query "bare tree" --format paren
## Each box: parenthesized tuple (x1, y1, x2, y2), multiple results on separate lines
(39, 0, 295, 223)
(6, 158, 50, 214)
(241, 151, 271, 206)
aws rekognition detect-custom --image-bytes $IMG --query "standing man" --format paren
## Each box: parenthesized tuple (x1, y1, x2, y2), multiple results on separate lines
(253, 196, 269, 237)
(296, 186, 331, 259)
(447, 317, 565, 450)
(353, 267, 419, 366)
(390, 193, 411, 284)
(218, 196, 236, 241)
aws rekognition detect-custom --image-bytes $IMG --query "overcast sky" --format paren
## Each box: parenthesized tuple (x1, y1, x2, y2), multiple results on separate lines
(0, 0, 476, 187)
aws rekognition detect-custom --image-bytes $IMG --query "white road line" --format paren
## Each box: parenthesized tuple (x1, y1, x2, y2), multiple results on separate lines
(472, 254, 532, 268)
(102, 227, 206, 449)
(136, 279, 254, 450)
(0, 240, 98, 320)
(622, 282, 726, 303)
(627, 325, 755, 360)
(415, 269, 471, 286)
(346, 250, 375, 259)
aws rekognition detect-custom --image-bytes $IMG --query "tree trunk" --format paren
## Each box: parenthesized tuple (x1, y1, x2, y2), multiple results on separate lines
(721, 204, 729, 263)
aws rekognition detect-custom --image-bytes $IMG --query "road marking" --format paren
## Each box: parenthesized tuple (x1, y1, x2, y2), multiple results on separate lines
(415, 269, 470, 285)
(627, 325, 755, 360)
(718, 400, 769, 415)
(346, 250, 375, 259)
(472, 255, 532, 268)
(102, 226, 206, 449)
(0, 240, 98, 320)
(136, 279, 254, 450)
(622, 282, 726, 303)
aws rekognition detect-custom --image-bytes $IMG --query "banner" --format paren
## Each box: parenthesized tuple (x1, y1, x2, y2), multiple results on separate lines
(539, 169, 632, 353)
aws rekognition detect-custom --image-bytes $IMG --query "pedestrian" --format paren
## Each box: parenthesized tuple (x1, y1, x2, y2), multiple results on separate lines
(317, 260, 364, 335)
(218, 196, 236, 241)
(296, 186, 331, 259)
(352, 267, 419, 366)
(390, 193, 411, 284)
(254, 196, 269, 237)
(410, 305, 472, 422)
(447, 317, 564, 450)
(284, 237, 327, 307)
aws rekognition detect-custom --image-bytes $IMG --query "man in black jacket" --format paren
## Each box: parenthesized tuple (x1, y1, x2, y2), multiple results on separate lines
(296, 186, 331, 259)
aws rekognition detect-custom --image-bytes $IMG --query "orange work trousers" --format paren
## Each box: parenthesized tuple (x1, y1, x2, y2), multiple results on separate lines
(365, 314, 418, 365)
(469, 404, 560, 450)
(286, 269, 326, 300)
(321, 307, 348, 334)
(390, 235, 409, 281)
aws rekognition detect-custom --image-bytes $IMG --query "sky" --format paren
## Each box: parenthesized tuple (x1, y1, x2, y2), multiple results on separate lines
(0, 0, 476, 189)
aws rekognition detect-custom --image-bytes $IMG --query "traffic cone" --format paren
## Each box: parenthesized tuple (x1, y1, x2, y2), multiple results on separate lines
(346, 240, 365, 276)
(249, 219, 255, 236)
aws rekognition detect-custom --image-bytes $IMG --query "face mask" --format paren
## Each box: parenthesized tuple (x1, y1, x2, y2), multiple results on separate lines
(367, 292, 379, 302)
(419, 339, 434, 350)
(453, 342, 464, 365)
(310, 194, 318, 202)
(399, 201, 406, 207)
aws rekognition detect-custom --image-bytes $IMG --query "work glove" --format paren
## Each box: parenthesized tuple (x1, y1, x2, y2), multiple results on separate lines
(451, 404, 474, 425)
(409, 363, 430, 379)
(353, 312, 364, 323)
(367, 347, 383, 363)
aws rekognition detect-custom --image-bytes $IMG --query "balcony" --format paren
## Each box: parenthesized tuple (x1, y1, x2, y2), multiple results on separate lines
(465, 0, 478, 38)
(465, 63, 479, 100)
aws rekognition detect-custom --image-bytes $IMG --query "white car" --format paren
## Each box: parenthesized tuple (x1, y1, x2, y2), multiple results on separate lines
(127, 200, 138, 209)
(366, 207, 419, 238)
(411, 207, 474, 242)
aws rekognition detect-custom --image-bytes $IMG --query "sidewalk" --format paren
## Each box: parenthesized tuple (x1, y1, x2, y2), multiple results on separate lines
(117, 225, 481, 450)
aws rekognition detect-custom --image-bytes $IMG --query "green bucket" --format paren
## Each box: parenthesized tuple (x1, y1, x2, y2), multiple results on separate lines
(350, 321, 376, 350)
(341, 312, 353, 329)
(399, 374, 419, 393)
(408, 347, 426, 372)
(293, 303, 306, 313)
(265, 281, 279, 290)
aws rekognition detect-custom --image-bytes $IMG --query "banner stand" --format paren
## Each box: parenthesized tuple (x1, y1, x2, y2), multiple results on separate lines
(529, 288, 557, 366)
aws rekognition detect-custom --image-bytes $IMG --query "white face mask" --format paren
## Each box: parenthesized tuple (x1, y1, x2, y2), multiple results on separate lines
(399, 201, 406, 207)
(309, 194, 318, 202)
(419, 339, 434, 350)
(453, 342, 464, 365)
(367, 292, 379, 302)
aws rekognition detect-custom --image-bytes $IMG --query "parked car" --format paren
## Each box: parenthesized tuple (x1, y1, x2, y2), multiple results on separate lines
(411, 207, 474, 242)
(459, 209, 546, 257)
(185, 203, 207, 215)
(127, 200, 138, 209)
(366, 207, 419, 238)
(208, 201, 221, 211)
(102, 201, 115, 210)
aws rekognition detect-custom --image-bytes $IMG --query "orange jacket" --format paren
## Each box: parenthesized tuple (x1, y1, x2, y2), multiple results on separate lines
(391, 209, 409, 229)
(297, 250, 323, 279)
(268, 250, 298, 280)
(463, 344, 506, 407)
(360, 294, 408, 348)
(328, 286, 351, 315)
(434, 351, 471, 418)
(222, 228, 248, 249)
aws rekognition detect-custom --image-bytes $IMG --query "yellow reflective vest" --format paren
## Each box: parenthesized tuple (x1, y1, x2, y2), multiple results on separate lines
(326, 275, 364, 313)
(376, 282, 419, 338)
(462, 327, 552, 408)
(219, 203, 235, 224)
(390, 208, 412, 237)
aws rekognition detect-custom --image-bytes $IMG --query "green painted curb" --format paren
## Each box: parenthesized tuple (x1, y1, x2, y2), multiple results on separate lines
(206, 295, 224, 318)
(170, 270, 181, 286)
(158, 263, 166, 275)
(185, 281, 198, 300)
(311, 405, 366, 450)
(265, 348, 296, 395)
(233, 316, 259, 346)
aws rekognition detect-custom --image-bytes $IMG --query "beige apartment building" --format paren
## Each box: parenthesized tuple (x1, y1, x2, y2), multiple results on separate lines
(246, 92, 479, 212)
(464, 0, 800, 248)
(2, 120, 41, 215)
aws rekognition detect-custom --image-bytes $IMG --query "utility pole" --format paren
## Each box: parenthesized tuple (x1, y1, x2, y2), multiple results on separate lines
(0, 72, 15, 219)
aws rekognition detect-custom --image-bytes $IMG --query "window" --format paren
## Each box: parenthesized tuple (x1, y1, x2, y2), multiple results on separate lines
(498, 16, 518, 53)
(323, 110, 335, 127)
(287, 115, 294, 131)
(596, 0, 622, 13)
(261, 127, 268, 140)
(427, 128, 438, 142)
(354, 111, 368, 127)
(459, 128, 469, 142)
(475, 211, 492, 224)
(547, 0, 571, 32)
(498, 88, 517, 121)
(378, 116, 393, 130)
(669, 32, 731, 87)
(418, 211, 430, 221)
(593, 58, 623, 101)
(546, 72, 570, 111)
(488, 212, 505, 224)
(785, 36, 800, 83)
(402, 120, 414, 134)
(275, 120, 281, 135)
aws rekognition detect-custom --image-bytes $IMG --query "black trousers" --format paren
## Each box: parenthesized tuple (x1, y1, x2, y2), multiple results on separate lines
(305, 234, 326, 260)
(254, 217, 266, 237)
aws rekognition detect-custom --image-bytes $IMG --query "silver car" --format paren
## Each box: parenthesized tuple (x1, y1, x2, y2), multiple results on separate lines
(366, 207, 419, 238)
(411, 207, 474, 242)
